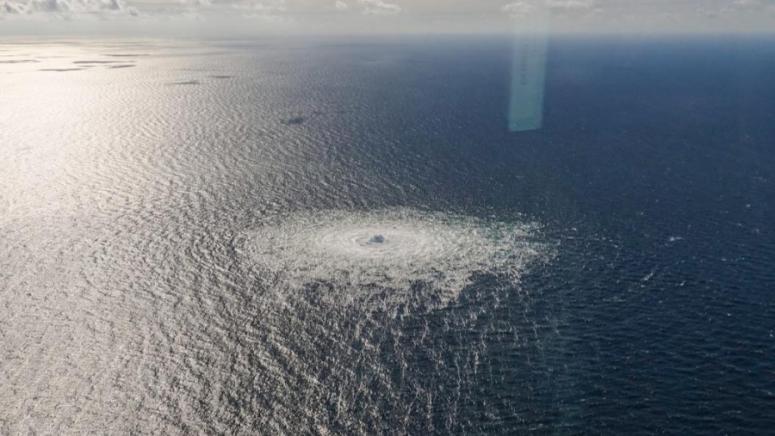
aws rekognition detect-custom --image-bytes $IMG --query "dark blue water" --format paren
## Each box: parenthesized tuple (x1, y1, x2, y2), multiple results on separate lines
(409, 36, 775, 433)
(332, 36, 775, 433)
(1, 36, 774, 434)
(492, 36, 775, 433)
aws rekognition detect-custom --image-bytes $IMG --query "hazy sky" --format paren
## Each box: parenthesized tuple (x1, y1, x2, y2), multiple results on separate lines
(2, 0, 775, 35)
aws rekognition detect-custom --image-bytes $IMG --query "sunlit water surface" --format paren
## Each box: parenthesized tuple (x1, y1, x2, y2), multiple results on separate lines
(1, 38, 774, 434)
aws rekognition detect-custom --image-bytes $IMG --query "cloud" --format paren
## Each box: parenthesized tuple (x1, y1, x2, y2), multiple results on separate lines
(0, 0, 293, 17)
(502, 1, 534, 17)
(545, 0, 594, 10)
(182, 0, 211, 7)
(732, 0, 762, 7)
(1, 0, 27, 13)
(503, 0, 595, 12)
(0, 0, 138, 16)
(2, 0, 775, 32)
(729, 0, 775, 11)
(152, 0, 289, 18)
(357, 0, 400, 15)
(249, 0, 286, 12)
(502, 0, 597, 18)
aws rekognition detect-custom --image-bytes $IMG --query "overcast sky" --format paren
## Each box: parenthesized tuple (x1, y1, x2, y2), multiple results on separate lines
(2, 0, 775, 35)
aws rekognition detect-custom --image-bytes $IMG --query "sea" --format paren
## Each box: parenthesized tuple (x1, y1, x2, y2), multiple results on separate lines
(1, 36, 774, 434)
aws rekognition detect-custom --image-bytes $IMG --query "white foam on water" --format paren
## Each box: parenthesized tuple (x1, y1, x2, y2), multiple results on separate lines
(241, 208, 549, 310)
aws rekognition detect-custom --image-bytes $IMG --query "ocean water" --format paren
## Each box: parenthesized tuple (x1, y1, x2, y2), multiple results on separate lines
(1, 36, 774, 434)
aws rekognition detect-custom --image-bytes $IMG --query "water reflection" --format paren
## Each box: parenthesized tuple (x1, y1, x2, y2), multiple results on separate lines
(509, 33, 547, 132)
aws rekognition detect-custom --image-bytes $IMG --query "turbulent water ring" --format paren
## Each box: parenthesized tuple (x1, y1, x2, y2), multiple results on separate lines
(241, 208, 549, 310)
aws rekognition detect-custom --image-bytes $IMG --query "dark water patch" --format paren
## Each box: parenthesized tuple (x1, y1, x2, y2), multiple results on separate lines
(208, 74, 233, 79)
(282, 116, 306, 125)
(167, 80, 200, 86)
(108, 64, 136, 69)
(38, 68, 84, 72)
(0, 59, 39, 64)
(74, 60, 125, 65)
(104, 53, 149, 58)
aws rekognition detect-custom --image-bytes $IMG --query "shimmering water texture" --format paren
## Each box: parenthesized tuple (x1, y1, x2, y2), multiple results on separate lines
(241, 209, 548, 312)
(2, 38, 775, 434)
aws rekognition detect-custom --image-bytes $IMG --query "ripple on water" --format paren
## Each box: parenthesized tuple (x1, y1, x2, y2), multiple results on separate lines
(240, 208, 551, 311)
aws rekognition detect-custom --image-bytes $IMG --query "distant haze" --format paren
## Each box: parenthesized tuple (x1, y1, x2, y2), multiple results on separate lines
(1, 0, 775, 36)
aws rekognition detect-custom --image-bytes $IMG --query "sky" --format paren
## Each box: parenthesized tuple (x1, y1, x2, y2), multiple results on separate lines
(1, 0, 775, 35)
